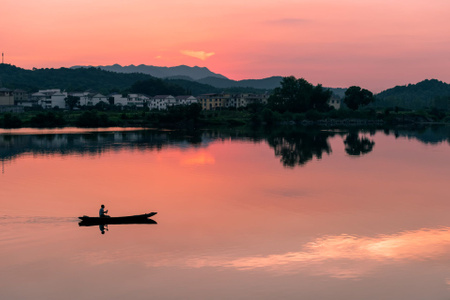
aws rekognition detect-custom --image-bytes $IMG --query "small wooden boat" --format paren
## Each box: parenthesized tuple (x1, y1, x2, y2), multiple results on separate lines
(78, 212, 157, 226)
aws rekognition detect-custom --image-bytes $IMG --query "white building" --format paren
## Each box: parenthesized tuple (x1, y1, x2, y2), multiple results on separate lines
(166, 95, 177, 108)
(109, 93, 128, 107)
(175, 96, 198, 106)
(149, 95, 176, 110)
(328, 95, 341, 110)
(70, 92, 91, 106)
(31, 92, 46, 106)
(127, 94, 149, 108)
(32, 89, 67, 109)
(91, 94, 108, 106)
(226, 95, 241, 108)
(50, 91, 67, 108)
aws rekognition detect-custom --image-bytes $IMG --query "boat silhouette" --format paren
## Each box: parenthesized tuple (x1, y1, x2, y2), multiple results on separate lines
(78, 212, 157, 227)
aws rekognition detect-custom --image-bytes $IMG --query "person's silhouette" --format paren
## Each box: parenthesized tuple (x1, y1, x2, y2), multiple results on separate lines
(99, 204, 109, 217)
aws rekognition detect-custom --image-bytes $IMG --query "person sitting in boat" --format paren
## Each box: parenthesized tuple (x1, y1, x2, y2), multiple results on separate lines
(99, 205, 109, 218)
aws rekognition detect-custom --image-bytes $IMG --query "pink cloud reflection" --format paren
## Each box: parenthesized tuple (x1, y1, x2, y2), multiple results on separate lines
(186, 227, 450, 278)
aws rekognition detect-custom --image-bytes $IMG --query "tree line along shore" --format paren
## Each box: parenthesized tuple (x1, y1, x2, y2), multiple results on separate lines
(0, 103, 448, 129)
(0, 66, 449, 129)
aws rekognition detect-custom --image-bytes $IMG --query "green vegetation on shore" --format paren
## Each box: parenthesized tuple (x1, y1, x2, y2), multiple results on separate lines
(1, 105, 448, 130)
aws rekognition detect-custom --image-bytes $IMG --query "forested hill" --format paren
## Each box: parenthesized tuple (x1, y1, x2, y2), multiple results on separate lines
(375, 79, 450, 110)
(0, 64, 218, 95)
(0, 64, 157, 94)
(0, 64, 270, 95)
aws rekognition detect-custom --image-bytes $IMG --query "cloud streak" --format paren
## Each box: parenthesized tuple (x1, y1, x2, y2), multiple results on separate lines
(266, 18, 309, 26)
(180, 50, 215, 60)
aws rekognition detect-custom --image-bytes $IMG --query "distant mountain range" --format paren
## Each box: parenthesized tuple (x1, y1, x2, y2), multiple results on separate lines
(71, 64, 227, 81)
(70, 64, 347, 96)
(71, 64, 284, 90)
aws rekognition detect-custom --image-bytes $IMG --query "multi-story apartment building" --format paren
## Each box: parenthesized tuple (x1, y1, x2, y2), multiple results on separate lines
(91, 94, 109, 106)
(149, 95, 176, 110)
(31, 89, 67, 109)
(236, 93, 269, 108)
(109, 93, 128, 106)
(175, 96, 198, 106)
(13, 90, 28, 103)
(70, 92, 91, 106)
(127, 94, 149, 108)
(0, 88, 15, 106)
(197, 93, 230, 110)
(198, 93, 269, 110)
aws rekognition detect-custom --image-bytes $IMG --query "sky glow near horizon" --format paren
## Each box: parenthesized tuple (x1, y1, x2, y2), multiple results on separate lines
(1, 0, 449, 92)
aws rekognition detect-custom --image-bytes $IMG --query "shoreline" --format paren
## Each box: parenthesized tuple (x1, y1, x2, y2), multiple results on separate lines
(0, 109, 448, 130)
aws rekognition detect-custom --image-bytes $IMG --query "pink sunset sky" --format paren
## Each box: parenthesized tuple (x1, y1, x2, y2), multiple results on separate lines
(1, 0, 449, 92)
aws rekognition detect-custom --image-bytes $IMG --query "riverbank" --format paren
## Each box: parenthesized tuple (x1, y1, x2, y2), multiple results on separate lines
(0, 108, 448, 129)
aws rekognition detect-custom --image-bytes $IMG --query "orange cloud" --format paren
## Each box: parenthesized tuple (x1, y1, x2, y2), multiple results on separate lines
(180, 50, 215, 61)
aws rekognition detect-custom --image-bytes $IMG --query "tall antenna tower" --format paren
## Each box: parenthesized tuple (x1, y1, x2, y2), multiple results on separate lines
(1, 52, 3, 64)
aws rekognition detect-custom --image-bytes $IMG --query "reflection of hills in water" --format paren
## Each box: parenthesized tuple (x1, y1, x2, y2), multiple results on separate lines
(384, 126, 450, 145)
(0, 126, 448, 167)
(0, 129, 205, 161)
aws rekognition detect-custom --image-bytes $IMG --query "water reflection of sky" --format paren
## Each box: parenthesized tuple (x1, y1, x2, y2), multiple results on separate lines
(63, 223, 450, 281)
(0, 128, 449, 299)
(185, 227, 450, 278)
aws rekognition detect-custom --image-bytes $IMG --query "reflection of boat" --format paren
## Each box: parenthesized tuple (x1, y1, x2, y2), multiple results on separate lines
(78, 212, 157, 226)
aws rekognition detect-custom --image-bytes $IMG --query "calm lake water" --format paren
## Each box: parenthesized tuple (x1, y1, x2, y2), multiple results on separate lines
(0, 126, 449, 300)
